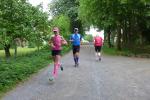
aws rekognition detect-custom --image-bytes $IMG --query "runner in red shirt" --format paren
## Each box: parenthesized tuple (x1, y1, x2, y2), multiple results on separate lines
(93, 34, 103, 61)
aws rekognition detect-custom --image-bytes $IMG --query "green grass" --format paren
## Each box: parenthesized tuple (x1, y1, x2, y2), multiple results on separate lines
(0, 47, 37, 58)
(102, 46, 117, 55)
(130, 45, 150, 54)
(103, 45, 150, 58)
(0, 46, 71, 98)
(103, 46, 132, 56)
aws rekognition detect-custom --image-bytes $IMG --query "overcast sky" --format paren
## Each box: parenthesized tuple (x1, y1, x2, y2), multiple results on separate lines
(28, 0, 51, 12)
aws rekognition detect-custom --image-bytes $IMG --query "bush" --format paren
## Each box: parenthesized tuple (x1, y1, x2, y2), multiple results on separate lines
(0, 46, 71, 97)
(0, 45, 3, 50)
(103, 45, 150, 58)
(28, 42, 36, 48)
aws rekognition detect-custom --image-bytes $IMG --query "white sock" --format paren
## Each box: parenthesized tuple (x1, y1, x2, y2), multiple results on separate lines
(98, 52, 101, 57)
(95, 53, 98, 60)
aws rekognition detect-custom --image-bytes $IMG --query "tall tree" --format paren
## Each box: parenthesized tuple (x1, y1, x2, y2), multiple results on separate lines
(49, 0, 83, 34)
(0, 0, 49, 58)
(79, 0, 149, 50)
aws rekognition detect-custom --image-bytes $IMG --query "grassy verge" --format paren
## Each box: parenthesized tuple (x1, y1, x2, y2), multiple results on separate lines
(0, 47, 37, 58)
(103, 45, 150, 58)
(0, 46, 71, 97)
(102, 46, 132, 56)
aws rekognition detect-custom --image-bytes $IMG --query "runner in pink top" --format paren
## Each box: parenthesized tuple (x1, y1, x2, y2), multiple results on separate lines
(93, 34, 103, 61)
(52, 34, 62, 50)
(49, 27, 67, 81)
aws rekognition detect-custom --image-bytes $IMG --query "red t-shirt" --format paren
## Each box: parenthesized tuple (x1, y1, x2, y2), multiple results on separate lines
(94, 36, 103, 46)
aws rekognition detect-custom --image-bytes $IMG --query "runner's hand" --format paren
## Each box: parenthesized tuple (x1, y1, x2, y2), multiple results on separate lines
(51, 44, 55, 48)
(69, 40, 74, 42)
(62, 40, 68, 45)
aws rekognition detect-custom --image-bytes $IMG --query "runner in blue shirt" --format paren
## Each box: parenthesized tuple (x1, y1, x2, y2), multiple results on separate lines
(70, 28, 82, 67)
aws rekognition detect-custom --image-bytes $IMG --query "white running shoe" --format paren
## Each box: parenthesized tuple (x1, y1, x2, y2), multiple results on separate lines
(49, 76, 55, 81)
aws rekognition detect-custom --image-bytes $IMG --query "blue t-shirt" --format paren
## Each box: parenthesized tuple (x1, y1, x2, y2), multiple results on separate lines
(70, 33, 82, 46)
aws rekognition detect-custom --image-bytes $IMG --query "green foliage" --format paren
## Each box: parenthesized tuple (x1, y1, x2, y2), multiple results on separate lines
(103, 45, 132, 56)
(84, 34, 93, 42)
(49, 0, 83, 33)
(103, 45, 150, 57)
(0, 0, 50, 57)
(51, 15, 71, 39)
(79, 0, 150, 50)
(0, 44, 3, 50)
(0, 48, 50, 96)
(0, 46, 71, 97)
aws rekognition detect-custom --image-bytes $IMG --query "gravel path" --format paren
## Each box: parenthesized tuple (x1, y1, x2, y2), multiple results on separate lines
(2, 45, 150, 100)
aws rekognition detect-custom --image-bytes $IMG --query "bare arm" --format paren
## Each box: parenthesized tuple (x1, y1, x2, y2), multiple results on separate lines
(48, 37, 55, 48)
(69, 35, 74, 42)
(61, 36, 68, 45)
(69, 39, 73, 42)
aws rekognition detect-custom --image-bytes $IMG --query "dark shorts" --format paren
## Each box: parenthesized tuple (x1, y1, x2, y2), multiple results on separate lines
(95, 46, 102, 52)
(72, 45, 80, 54)
(51, 50, 61, 56)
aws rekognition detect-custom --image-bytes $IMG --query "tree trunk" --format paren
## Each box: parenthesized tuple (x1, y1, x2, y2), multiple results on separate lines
(127, 17, 133, 48)
(122, 20, 128, 47)
(107, 32, 113, 48)
(117, 26, 122, 50)
(37, 35, 40, 52)
(4, 44, 11, 58)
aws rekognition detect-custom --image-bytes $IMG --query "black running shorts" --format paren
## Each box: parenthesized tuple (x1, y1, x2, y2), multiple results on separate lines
(95, 46, 102, 52)
(72, 45, 80, 54)
(51, 50, 61, 56)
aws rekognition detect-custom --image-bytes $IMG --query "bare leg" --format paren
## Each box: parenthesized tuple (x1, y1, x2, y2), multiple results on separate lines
(52, 56, 58, 78)
(75, 52, 79, 66)
(98, 52, 101, 61)
(73, 53, 76, 64)
(95, 52, 98, 61)
(56, 55, 61, 68)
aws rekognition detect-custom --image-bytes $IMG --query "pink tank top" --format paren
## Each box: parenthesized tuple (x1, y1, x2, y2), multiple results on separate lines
(52, 35, 62, 50)
(94, 36, 103, 46)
